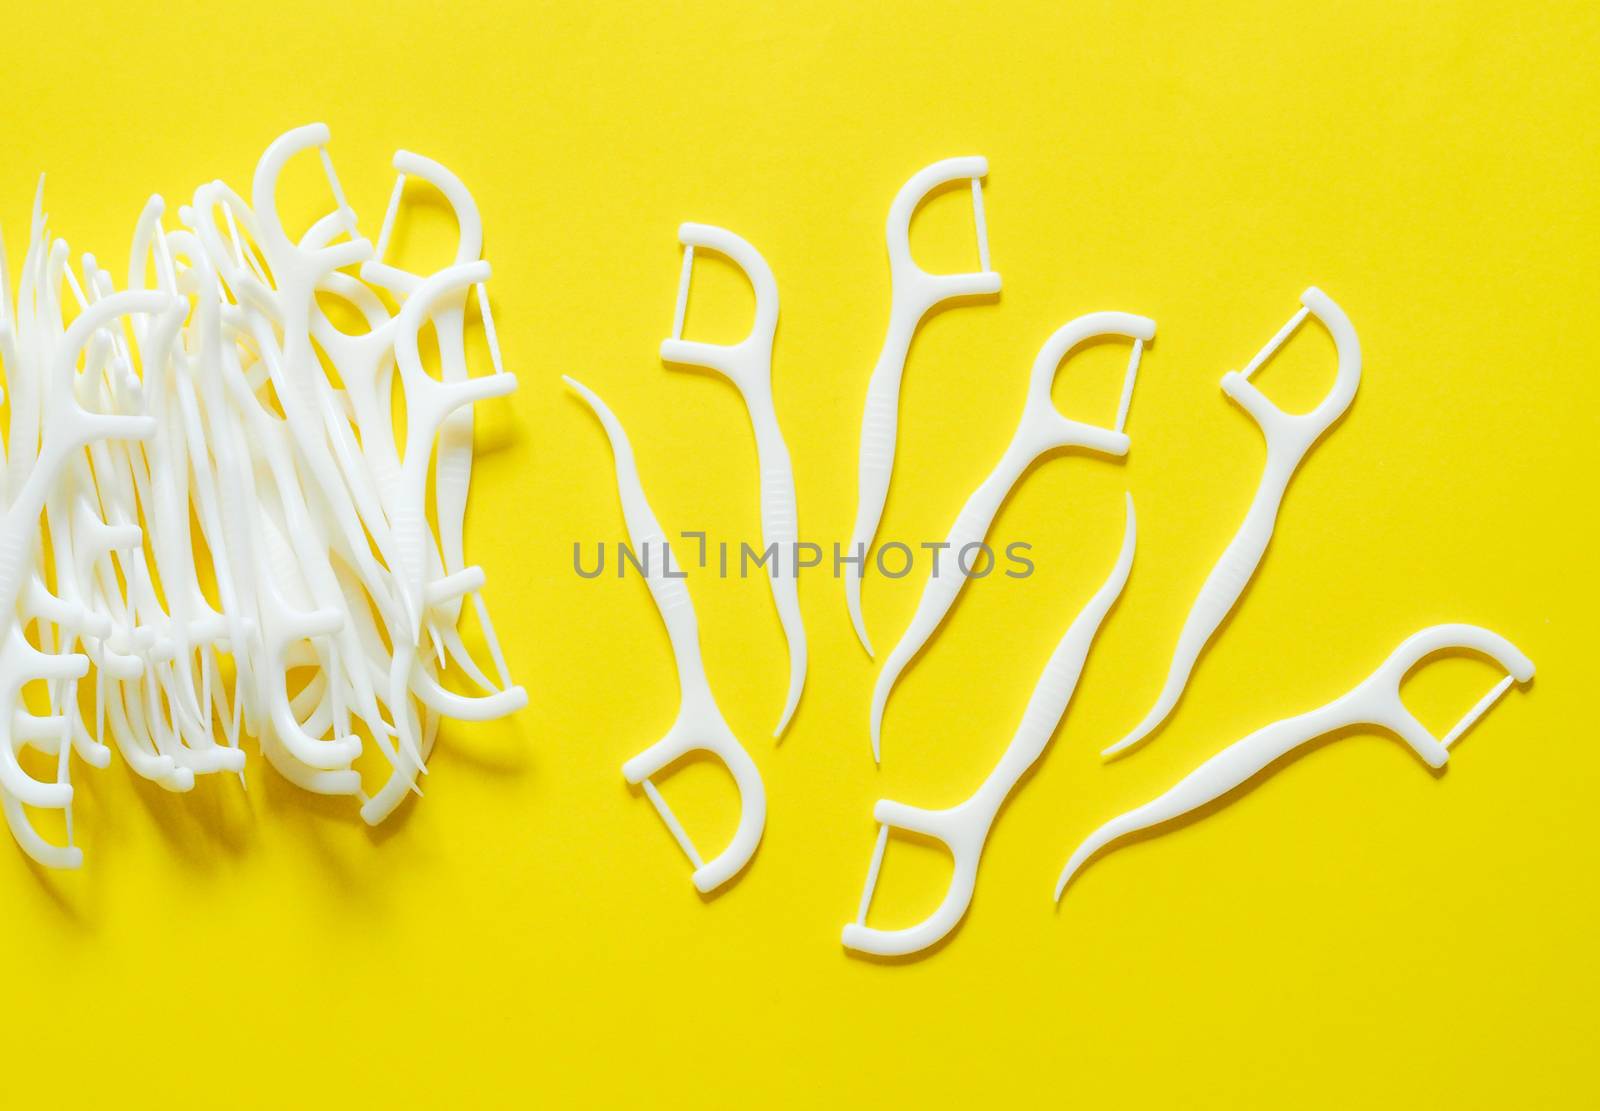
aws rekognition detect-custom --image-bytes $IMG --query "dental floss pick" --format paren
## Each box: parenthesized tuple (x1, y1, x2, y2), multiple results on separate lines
(660, 223, 806, 737)
(360, 150, 514, 693)
(868, 312, 1152, 762)
(567, 375, 766, 893)
(383, 260, 524, 778)
(1058, 624, 1533, 899)
(845, 157, 1000, 656)
(844, 494, 1135, 957)
(1104, 287, 1361, 758)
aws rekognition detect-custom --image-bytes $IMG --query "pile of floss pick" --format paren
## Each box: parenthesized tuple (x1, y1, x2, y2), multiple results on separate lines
(0, 124, 525, 868)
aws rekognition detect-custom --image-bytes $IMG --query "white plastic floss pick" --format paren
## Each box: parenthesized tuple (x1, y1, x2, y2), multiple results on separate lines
(660, 223, 806, 738)
(845, 157, 1000, 656)
(1103, 286, 1362, 758)
(1057, 623, 1533, 899)
(844, 495, 1135, 957)
(566, 376, 766, 893)
(361, 150, 513, 700)
(868, 312, 1152, 762)
(0, 124, 525, 866)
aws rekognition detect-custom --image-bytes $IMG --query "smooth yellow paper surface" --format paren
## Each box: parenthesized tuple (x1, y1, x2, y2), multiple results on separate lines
(2, 3, 1596, 1106)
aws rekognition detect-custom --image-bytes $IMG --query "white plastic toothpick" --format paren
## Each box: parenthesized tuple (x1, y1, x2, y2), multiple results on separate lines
(1104, 287, 1361, 758)
(845, 495, 1135, 957)
(1059, 624, 1533, 899)
(869, 312, 1152, 762)
(660, 223, 806, 738)
(567, 375, 766, 893)
(845, 157, 1000, 656)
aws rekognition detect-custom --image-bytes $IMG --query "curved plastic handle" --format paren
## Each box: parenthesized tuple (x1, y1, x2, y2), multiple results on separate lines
(868, 315, 1150, 760)
(846, 499, 1135, 956)
(657, 227, 805, 736)
(987, 494, 1137, 790)
(565, 376, 703, 670)
(751, 407, 806, 737)
(622, 718, 768, 894)
(1103, 287, 1362, 758)
(866, 459, 1019, 762)
(845, 157, 1001, 657)
(1059, 623, 1533, 898)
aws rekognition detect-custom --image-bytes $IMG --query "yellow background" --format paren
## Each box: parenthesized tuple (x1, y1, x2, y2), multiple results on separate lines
(3, 2, 1596, 1106)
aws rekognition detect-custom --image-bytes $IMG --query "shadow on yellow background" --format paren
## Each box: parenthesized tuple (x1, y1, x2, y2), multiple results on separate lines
(2, 2, 1595, 1106)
